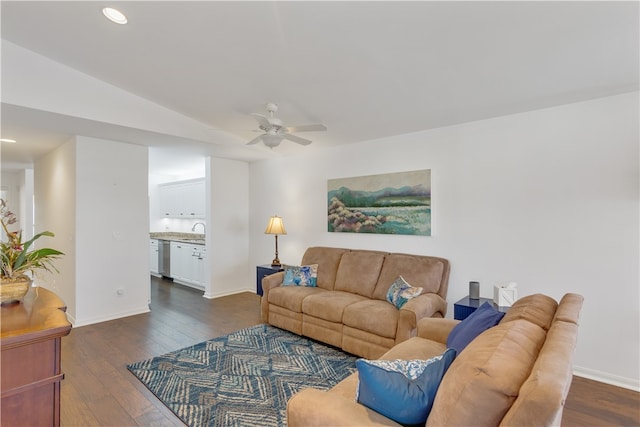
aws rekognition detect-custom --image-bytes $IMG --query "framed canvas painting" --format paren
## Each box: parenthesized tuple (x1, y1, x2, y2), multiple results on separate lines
(327, 169, 431, 235)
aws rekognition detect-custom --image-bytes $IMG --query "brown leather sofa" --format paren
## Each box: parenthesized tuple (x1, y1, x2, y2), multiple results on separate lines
(260, 247, 450, 359)
(287, 293, 584, 427)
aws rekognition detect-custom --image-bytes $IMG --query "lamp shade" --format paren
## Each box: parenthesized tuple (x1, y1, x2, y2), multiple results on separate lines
(264, 216, 287, 235)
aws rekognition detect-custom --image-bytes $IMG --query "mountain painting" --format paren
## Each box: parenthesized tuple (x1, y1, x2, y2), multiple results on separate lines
(328, 169, 431, 235)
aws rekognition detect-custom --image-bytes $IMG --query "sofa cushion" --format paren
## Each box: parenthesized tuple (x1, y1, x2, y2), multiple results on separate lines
(268, 286, 325, 313)
(446, 301, 505, 354)
(500, 293, 558, 331)
(426, 320, 546, 427)
(301, 247, 350, 290)
(282, 264, 318, 287)
(343, 299, 399, 339)
(342, 327, 396, 360)
(334, 251, 386, 298)
(373, 253, 447, 301)
(302, 291, 367, 323)
(356, 348, 457, 425)
(381, 336, 448, 362)
(386, 276, 423, 309)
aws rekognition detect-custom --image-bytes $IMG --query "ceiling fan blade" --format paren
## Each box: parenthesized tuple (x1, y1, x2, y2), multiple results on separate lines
(283, 133, 312, 146)
(286, 123, 327, 133)
(246, 135, 264, 145)
(251, 113, 271, 130)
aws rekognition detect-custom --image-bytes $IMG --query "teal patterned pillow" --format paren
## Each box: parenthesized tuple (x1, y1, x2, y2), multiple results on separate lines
(282, 264, 318, 287)
(386, 276, 423, 309)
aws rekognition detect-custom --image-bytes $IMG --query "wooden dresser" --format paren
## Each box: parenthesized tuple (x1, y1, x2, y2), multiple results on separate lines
(1, 287, 72, 427)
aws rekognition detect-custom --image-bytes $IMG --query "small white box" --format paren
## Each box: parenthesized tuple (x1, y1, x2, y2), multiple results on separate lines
(494, 283, 518, 307)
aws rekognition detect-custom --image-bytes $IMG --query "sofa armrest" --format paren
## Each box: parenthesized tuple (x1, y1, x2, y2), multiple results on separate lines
(260, 271, 284, 322)
(287, 388, 401, 427)
(402, 292, 447, 319)
(416, 317, 460, 344)
(395, 293, 447, 343)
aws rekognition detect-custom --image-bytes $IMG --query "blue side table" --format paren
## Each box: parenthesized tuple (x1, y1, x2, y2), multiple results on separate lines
(256, 265, 283, 296)
(453, 296, 509, 320)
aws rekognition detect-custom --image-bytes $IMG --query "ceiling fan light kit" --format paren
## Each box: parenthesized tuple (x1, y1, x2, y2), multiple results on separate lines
(246, 103, 327, 148)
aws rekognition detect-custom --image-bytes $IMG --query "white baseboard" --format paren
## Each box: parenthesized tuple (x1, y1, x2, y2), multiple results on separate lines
(71, 306, 151, 328)
(574, 365, 640, 392)
(203, 287, 254, 300)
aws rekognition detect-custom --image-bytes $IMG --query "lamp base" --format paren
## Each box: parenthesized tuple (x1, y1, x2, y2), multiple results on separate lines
(271, 258, 282, 267)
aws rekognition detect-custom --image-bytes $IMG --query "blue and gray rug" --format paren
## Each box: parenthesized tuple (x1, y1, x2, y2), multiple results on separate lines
(127, 324, 357, 427)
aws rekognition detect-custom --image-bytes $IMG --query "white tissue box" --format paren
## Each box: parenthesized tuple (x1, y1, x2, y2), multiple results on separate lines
(493, 284, 518, 307)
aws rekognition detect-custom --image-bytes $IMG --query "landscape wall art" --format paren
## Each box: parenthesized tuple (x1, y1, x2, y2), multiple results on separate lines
(327, 169, 431, 235)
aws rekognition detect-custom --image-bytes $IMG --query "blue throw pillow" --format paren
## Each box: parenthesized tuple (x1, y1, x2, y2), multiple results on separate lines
(282, 264, 318, 287)
(356, 348, 456, 425)
(386, 276, 423, 309)
(447, 301, 505, 354)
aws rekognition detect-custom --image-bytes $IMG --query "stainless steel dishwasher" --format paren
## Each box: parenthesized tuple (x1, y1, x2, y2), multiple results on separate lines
(158, 240, 171, 278)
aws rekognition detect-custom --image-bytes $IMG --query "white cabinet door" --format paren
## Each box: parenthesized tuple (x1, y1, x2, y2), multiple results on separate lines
(158, 179, 205, 218)
(170, 242, 205, 289)
(150, 239, 159, 274)
(159, 184, 182, 217)
(191, 246, 206, 287)
(170, 242, 187, 279)
(182, 244, 205, 287)
(186, 180, 206, 218)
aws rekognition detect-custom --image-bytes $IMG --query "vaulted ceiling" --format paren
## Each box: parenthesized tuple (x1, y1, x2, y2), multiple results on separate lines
(1, 1, 638, 173)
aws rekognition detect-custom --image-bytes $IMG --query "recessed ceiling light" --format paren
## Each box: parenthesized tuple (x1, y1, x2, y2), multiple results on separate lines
(0, 138, 17, 143)
(102, 7, 128, 25)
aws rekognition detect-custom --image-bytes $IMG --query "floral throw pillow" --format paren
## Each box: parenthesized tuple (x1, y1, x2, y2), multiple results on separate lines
(386, 276, 423, 309)
(282, 264, 318, 287)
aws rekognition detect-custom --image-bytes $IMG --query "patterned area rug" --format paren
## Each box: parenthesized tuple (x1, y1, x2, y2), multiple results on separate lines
(127, 324, 357, 427)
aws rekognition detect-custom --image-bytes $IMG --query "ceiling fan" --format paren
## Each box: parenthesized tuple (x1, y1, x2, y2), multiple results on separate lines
(246, 103, 327, 148)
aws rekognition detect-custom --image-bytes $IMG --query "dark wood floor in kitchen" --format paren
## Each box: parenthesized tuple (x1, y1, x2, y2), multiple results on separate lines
(60, 276, 640, 427)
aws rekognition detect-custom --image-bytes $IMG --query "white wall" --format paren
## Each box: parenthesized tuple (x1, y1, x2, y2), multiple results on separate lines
(1, 171, 21, 223)
(34, 139, 77, 319)
(1, 169, 34, 240)
(249, 92, 639, 389)
(205, 157, 250, 298)
(75, 136, 150, 325)
(35, 136, 150, 326)
(18, 169, 34, 241)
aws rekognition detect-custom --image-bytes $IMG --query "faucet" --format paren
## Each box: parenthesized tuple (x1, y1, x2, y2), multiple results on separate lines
(192, 222, 206, 234)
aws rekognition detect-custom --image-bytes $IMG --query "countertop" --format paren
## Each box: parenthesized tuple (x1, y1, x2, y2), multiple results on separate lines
(150, 232, 205, 245)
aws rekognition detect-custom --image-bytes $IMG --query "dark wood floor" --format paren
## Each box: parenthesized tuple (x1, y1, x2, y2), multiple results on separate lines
(60, 276, 640, 426)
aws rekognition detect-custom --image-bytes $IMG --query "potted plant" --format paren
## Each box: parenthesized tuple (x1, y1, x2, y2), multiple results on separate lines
(0, 199, 64, 304)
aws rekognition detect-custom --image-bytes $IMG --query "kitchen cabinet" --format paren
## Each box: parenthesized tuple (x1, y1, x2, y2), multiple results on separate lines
(159, 179, 205, 218)
(170, 241, 206, 289)
(169, 242, 187, 281)
(149, 239, 159, 274)
(193, 246, 206, 286)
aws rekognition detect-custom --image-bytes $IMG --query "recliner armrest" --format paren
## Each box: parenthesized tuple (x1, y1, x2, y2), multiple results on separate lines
(262, 271, 284, 293)
(260, 271, 284, 322)
(287, 388, 401, 427)
(417, 317, 460, 344)
(401, 292, 447, 319)
(394, 293, 447, 343)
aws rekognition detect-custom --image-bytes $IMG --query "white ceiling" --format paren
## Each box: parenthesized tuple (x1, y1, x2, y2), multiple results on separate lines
(1, 1, 638, 174)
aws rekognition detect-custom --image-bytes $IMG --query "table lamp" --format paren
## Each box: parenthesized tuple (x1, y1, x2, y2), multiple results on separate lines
(264, 215, 286, 267)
